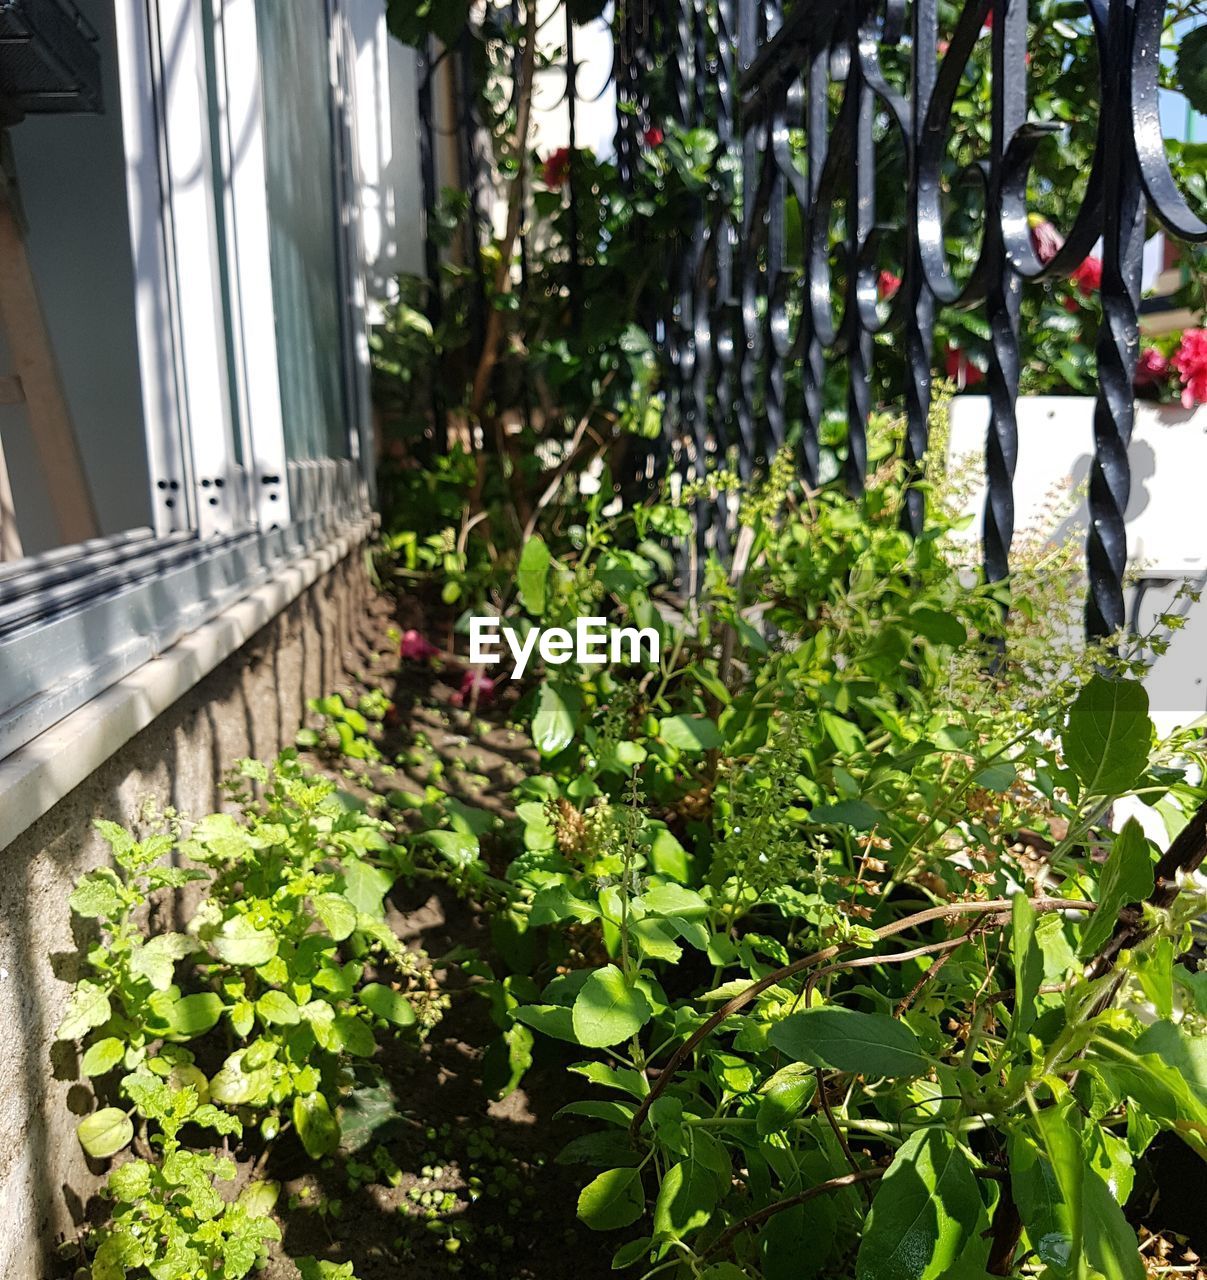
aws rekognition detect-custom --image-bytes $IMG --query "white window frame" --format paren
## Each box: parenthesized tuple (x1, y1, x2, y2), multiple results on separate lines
(0, 0, 378, 771)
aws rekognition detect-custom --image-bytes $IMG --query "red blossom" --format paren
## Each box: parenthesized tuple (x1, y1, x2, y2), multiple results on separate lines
(643, 126, 665, 147)
(400, 629, 440, 662)
(1173, 328, 1207, 408)
(1071, 256, 1103, 296)
(541, 147, 572, 189)
(878, 270, 902, 301)
(452, 669, 498, 708)
(1133, 346, 1171, 390)
(1029, 217, 1062, 266)
(944, 345, 984, 388)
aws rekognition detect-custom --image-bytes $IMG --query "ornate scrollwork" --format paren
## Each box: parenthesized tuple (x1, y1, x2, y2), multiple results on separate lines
(644, 0, 1206, 636)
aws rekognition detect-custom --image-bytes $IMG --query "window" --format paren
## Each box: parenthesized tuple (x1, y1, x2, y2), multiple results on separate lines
(0, 0, 375, 763)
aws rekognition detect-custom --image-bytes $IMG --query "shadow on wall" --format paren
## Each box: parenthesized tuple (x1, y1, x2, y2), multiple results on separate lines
(0, 549, 376, 1279)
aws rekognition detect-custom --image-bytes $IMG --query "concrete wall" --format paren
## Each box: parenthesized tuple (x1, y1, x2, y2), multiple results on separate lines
(0, 545, 376, 1279)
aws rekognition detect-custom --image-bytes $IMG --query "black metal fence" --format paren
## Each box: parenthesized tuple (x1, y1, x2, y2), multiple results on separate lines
(417, 0, 1207, 641)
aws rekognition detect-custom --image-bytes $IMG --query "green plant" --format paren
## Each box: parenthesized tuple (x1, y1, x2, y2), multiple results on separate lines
(297, 693, 389, 762)
(392, 414, 1207, 1277)
(85, 1069, 279, 1280)
(57, 757, 438, 1277)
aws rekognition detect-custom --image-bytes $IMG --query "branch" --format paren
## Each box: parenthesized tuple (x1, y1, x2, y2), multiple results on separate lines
(469, 1, 538, 422)
(1085, 795, 1207, 980)
(701, 1169, 885, 1261)
(629, 897, 1095, 1136)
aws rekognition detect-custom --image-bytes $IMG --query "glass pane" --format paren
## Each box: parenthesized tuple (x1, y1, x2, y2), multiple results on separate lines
(255, 0, 350, 461)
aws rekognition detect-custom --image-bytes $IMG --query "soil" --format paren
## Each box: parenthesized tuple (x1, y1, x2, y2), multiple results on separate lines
(258, 592, 619, 1280)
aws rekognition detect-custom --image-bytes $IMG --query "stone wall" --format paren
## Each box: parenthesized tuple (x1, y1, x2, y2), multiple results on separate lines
(0, 544, 376, 1278)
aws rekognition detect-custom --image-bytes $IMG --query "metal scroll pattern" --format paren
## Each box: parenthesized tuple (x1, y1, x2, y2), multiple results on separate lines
(637, 0, 1206, 639)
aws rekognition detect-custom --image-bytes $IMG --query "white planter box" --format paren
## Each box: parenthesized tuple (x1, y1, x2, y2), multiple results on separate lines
(946, 394, 1207, 732)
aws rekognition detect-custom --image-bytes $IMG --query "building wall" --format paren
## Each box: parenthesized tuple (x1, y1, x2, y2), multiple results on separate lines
(0, 541, 376, 1279)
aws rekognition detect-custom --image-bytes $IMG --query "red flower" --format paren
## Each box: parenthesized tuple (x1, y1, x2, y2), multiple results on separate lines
(1173, 328, 1207, 408)
(452, 669, 498, 708)
(1071, 256, 1103, 296)
(944, 345, 984, 388)
(541, 147, 572, 189)
(643, 126, 665, 147)
(878, 270, 902, 301)
(1133, 346, 1171, 390)
(1029, 217, 1062, 266)
(400, 629, 439, 662)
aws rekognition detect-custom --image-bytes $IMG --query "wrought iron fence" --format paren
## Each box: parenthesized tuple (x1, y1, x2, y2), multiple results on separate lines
(416, 0, 1206, 640)
(618, 0, 1206, 640)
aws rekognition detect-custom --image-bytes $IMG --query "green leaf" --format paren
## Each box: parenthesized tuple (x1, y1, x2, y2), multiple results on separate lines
(1176, 25, 1207, 116)
(57, 980, 112, 1041)
(77, 1108, 134, 1160)
(1011, 893, 1041, 1040)
(856, 1128, 982, 1280)
(236, 1180, 281, 1218)
(577, 1167, 645, 1230)
(809, 799, 884, 830)
(293, 1092, 340, 1159)
(513, 1004, 580, 1043)
(639, 883, 709, 918)
(212, 915, 278, 967)
(129, 933, 195, 991)
(257, 991, 301, 1026)
(517, 536, 551, 616)
(770, 1008, 930, 1079)
(653, 1158, 717, 1239)
(1009, 1125, 1076, 1274)
(660, 714, 723, 752)
(422, 829, 480, 870)
(166, 992, 224, 1038)
(910, 607, 967, 647)
(1063, 676, 1152, 796)
(533, 683, 579, 757)
(332, 1014, 376, 1057)
(69, 871, 125, 920)
(1079, 819, 1155, 959)
(342, 859, 394, 918)
(757, 1063, 818, 1136)
(360, 983, 417, 1027)
(81, 1037, 126, 1078)
(312, 893, 358, 941)
(571, 965, 652, 1048)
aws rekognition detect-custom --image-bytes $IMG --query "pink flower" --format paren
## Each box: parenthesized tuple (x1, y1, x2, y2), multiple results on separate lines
(452, 669, 497, 708)
(1133, 346, 1171, 390)
(1071, 256, 1103, 296)
(643, 126, 665, 147)
(400, 629, 439, 662)
(1173, 329, 1207, 408)
(1029, 218, 1062, 266)
(878, 270, 902, 301)
(541, 147, 572, 189)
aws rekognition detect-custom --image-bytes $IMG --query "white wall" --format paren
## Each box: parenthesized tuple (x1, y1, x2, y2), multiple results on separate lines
(0, 0, 151, 556)
(344, 0, 425, 317)
(947, 395, 1207, 731)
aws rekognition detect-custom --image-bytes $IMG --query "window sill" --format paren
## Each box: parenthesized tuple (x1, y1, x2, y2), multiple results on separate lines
(0, 514, 375, 851)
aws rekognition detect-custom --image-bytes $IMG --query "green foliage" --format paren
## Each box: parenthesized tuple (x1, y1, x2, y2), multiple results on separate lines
(296, 692, 390, 762)
(57, 757, 426, 1279)
(404, 420, 1207, 1278)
